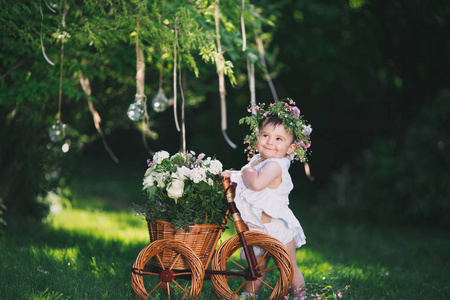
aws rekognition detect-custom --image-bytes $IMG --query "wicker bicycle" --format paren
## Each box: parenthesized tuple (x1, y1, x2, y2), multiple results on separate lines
(131, 177, 294, 300)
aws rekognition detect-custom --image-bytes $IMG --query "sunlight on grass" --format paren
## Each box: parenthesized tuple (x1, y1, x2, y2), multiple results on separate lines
(50, 208, 149, 245)
(38, 245, 79, 264)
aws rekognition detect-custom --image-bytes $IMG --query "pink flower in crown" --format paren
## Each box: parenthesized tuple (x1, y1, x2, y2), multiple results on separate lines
(251, 106, 260, 114)
(263, 111, 270, 117)
(289, 99, 296, 105)
(292, 106, 300, 118)
(198, 153, 205, 160)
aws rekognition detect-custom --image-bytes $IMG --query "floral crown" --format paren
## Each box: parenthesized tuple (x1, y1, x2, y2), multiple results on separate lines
(239, 98, 312, 162)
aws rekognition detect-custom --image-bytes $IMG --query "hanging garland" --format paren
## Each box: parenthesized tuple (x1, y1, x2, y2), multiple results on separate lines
(215, 0, 237, 149)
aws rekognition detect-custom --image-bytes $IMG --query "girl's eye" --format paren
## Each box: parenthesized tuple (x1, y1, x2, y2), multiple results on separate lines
(276, 137, 282, 141)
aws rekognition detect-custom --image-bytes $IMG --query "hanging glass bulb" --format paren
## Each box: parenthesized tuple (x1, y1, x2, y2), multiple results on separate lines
(152, 88, 169, 112)
(49, 122, 64, 143)
(127, 97, 145, 121)
(49, 121, 71, 143)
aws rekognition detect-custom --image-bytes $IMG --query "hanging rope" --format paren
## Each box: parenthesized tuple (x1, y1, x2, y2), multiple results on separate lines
(215, 0, 237, 149)
(179, 65, 186, 153)
(241, 0, 246, 52)
(79, 72, 120, 163)
(136, 15, 145, 99)
(247, 59, 256, 108)
(57, 0, 68, 122)
(173, 17, 181, 133)
(255, 35, 278, 102)
(135, 14, 155, 156)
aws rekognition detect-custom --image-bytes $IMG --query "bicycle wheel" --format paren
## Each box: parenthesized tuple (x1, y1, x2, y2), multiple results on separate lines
(131, 239, 205, 299)
(211, 231, 293, 300)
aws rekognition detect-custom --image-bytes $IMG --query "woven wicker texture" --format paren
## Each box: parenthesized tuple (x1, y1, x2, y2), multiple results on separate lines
(211, 231, 294, 300)
(148, 220, 222, 270)
(131, 239, 205, 299)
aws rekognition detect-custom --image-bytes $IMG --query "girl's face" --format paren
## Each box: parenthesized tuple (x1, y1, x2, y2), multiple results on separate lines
(256, 123, 296, 160)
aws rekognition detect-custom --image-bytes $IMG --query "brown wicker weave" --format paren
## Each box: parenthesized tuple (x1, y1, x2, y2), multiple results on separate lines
(131, 239, 205, 299)
(211, 231, 294, 300)
(147, 219, 223, 270)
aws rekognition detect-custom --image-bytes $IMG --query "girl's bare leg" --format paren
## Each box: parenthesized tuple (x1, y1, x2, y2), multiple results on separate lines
(285, 240, 306, 298)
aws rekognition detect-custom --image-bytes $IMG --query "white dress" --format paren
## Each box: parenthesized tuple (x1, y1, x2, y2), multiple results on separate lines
(230, 155, 306, 248)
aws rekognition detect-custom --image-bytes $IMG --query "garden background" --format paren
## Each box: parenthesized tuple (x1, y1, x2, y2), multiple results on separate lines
(1, 0, 449, 299)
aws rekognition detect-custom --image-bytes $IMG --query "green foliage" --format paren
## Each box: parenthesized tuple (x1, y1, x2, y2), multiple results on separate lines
(316, 88, 450, 227)
(0, 0, 278, 221)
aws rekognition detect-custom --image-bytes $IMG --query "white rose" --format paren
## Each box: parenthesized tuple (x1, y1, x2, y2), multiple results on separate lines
(142, 175, 155, 190)
(207, 178, 214, 186)
(153, 150, 170, 164)
(155, 171, 169, 188)
(190, 167, 206, 183)
(207, 160, 223, 175)
(167, 178, 184, 201)
(176, 166, 191, 180)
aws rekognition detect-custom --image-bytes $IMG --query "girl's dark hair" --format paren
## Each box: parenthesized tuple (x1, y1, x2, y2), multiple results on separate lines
(260, 116, 297, 140)
(260, 116, 283, 128)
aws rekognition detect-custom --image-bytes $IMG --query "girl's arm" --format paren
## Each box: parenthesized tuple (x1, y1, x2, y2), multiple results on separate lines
(242, 161, 282, 191)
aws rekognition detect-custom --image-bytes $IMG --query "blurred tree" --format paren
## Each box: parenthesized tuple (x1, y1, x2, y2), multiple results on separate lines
(271, 0, 450, 181)
(0, 0, 279, 220)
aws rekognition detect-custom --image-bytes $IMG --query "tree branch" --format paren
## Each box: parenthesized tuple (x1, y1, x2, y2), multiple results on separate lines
(1, 58, 29, 79)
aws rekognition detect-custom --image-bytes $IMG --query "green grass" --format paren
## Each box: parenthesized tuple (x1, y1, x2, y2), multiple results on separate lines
(1, 159, 449, 299)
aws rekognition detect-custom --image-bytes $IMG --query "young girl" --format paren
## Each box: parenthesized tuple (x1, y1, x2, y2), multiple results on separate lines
(226, 99, 312, 300)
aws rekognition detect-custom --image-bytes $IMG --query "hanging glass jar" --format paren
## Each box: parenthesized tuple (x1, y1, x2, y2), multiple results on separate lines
(151, 88, 169, 112)
(49, 121, 72, 143)
(127, 96, 146, 121)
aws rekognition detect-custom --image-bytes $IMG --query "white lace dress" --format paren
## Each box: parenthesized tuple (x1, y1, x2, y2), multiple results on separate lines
(230, 155, 306, 248)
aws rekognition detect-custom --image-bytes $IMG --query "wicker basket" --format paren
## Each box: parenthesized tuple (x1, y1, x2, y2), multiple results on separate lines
(147, 219, 222, 270)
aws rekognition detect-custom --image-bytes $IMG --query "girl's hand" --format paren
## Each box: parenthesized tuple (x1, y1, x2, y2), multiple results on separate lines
(221, 170, 232, 178)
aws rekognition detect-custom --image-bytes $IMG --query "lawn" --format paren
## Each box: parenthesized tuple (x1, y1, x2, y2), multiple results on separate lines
(1, 158, 449, 299)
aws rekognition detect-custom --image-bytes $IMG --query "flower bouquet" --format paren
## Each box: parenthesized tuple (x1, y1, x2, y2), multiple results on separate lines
(135, 150, 227, 230)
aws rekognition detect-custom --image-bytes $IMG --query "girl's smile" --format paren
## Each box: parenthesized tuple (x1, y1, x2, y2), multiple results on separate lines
(256, 123, 296, 160)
